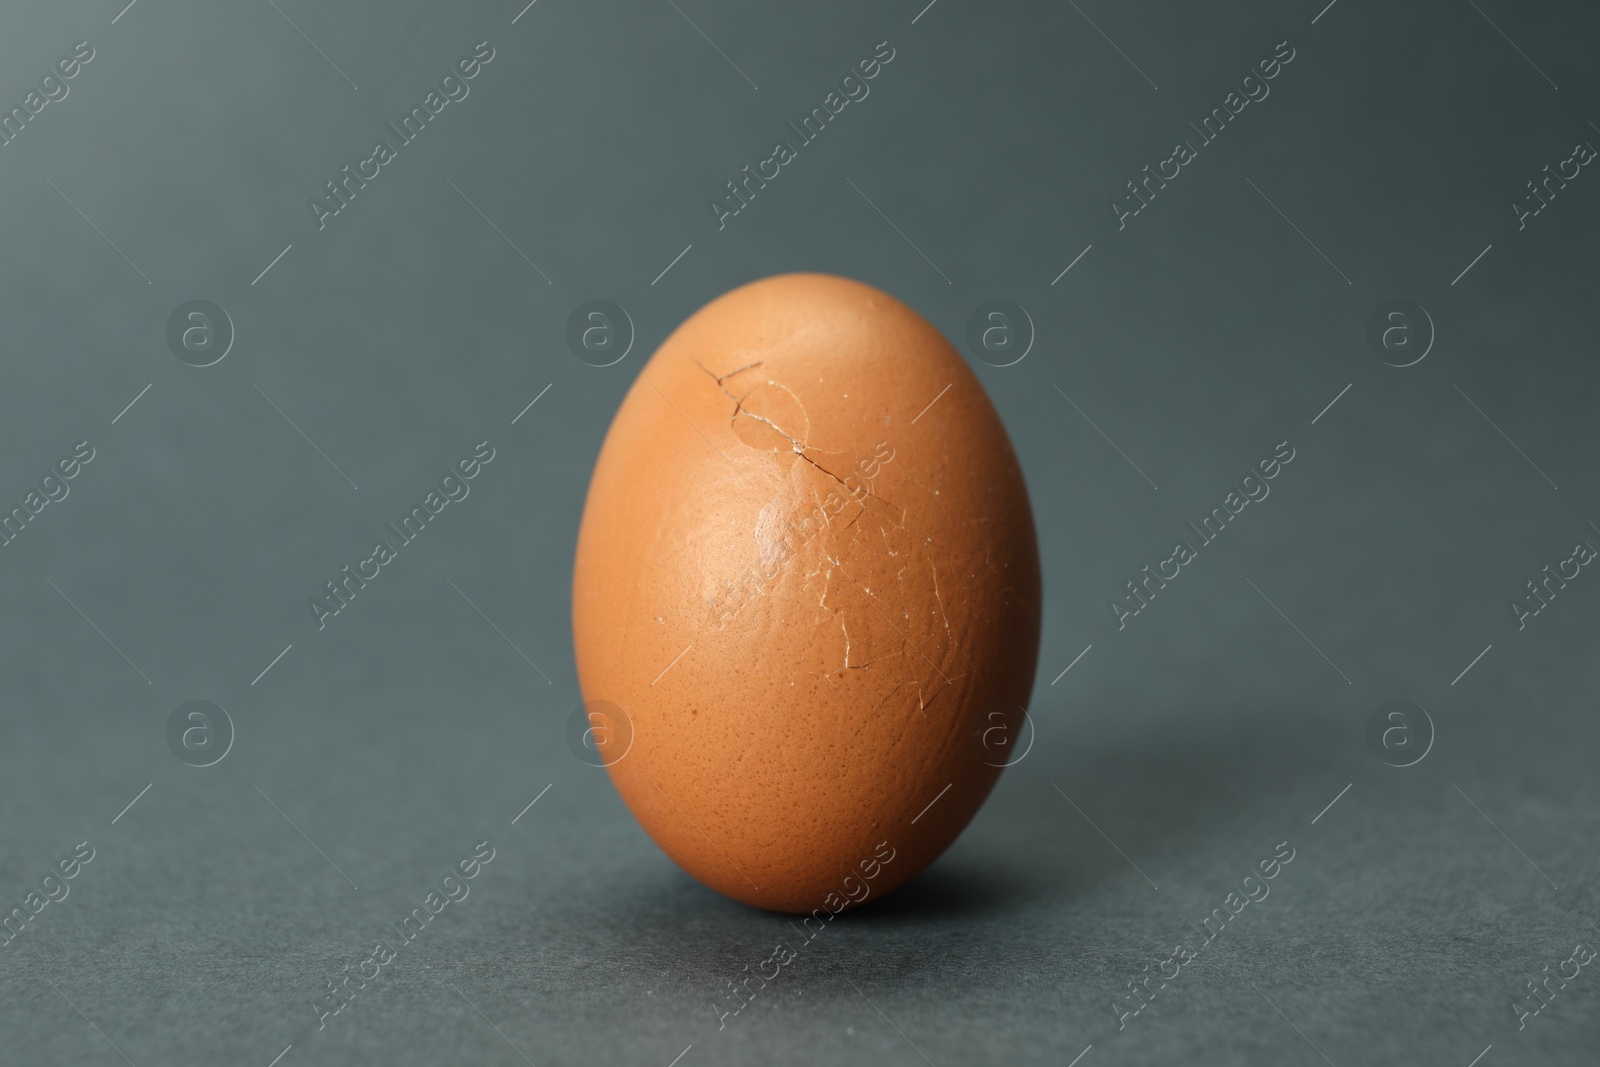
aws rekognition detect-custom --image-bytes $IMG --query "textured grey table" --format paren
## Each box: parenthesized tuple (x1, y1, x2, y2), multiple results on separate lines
(1, 1, 1598, 1064)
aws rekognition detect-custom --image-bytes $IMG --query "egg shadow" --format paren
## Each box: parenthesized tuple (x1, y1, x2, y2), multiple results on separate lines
(830, 861, 1030, 924)
(578, 700, 1349, 939)
(1003, 698, 1349, 882)
(827, 699, 1352, 924)
(505, 701, 1353, 1009)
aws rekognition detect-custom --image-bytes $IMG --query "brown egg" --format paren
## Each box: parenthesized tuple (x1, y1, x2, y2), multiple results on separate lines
(572, 273, 1040, 913)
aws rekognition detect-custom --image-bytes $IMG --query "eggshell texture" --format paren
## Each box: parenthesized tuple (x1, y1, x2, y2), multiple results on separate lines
(572, 273, 1040, 913)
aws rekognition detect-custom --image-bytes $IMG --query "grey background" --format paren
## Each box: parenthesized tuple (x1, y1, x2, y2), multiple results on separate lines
(0, 0, 1597, 1064)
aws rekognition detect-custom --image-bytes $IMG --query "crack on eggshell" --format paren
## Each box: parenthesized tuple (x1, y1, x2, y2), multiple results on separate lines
(693, 357, 767, 393)
(795, 449, 851, 488)
(871, 681, 905, 714)
(849, 681, 906, 741)
(839, 608, 852, 670)
(718, 360, 766, 383)
(929, 560, 952, 640)
(736, 405, 797, 444)
(693, 358, 740, 404)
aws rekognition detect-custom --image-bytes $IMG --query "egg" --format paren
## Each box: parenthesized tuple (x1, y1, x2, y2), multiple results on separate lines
(572, 273, 1040, 913)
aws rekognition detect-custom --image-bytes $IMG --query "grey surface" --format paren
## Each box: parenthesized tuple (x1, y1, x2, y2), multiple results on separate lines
(1, 0, 1598, 1064)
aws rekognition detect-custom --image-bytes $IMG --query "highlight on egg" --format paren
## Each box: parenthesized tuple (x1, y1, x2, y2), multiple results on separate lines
(572, 273, 1041, 913)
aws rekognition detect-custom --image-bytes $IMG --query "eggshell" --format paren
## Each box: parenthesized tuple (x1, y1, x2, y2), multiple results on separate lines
(572, 273, 1040, 913)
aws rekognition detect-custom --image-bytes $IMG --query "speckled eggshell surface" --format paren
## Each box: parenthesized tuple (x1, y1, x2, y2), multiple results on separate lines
(571, 273, 1041, 914)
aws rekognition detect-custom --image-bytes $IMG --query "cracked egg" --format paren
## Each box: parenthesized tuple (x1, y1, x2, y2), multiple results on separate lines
(572, 273, 1041, 913)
